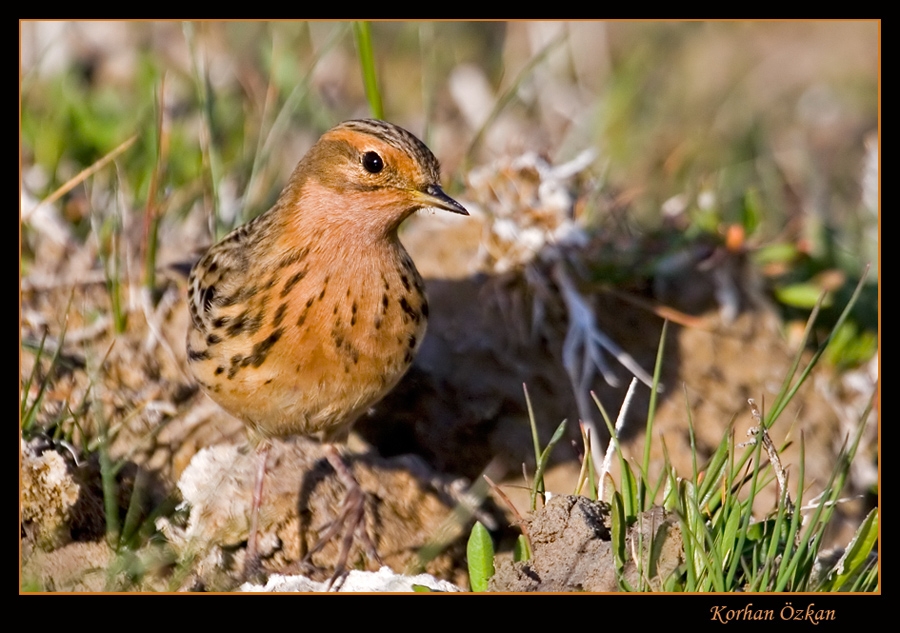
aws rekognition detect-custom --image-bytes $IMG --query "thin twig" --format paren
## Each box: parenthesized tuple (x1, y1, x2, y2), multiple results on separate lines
(740, 398, 794, 512)
(30, 134, 138, 215)
(483, 475, 532, 554)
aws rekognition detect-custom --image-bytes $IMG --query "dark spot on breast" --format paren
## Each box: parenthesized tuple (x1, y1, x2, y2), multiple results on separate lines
(219, 285, 259, 308)
(245, 311, 264, 335)
(273, 303, 287, 327)
(227, 311, 250, 336)
(404, 350, 414, 364)
(202, 285, 216, 313)
(346, 287, 351, 297)
(408, 334, 417, 349)
(213, 316, 229, 329)
(399, 297, 419, 323)
(277, 247, 309, 269)
(226, 223, 250, 244)
(297, 298, 314, 327)
(227, 355, 243, 379)
(248, 328, 284, 368)
(215, 366, 224, 375)
(382, 293, 389, 314)
(206, 333, 221, 345)
(331, 329, 360, 364)
(280, 269, 308, 298)
(333, 304, 339, 315)
(400, 274, 410, 291)
(188, 286, 195, 298)
(208, 261, 218, 273)
(187, 346, 210, 361)
(374, 316, 382, 330)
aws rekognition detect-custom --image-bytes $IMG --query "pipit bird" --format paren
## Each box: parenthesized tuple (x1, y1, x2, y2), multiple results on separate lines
(186, 118, 467, 579)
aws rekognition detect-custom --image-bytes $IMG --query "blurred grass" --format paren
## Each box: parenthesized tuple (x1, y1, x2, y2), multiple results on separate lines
(22, 22, 878, 211)
(21, 23, 878, 352)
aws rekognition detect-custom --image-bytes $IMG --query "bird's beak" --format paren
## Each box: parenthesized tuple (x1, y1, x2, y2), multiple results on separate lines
(415, 184, 469, 216)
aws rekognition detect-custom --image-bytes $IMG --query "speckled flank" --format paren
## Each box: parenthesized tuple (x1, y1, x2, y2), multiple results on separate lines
(277, 247, 309, 269)
(187, 346, 210, 361)
(280, 269, 308, 298)
(272, 303, 287, 328)
(297, 297, 314, 327)
(398, 296, 419, 323)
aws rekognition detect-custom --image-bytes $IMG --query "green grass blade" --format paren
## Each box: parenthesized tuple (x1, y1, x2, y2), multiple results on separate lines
(98, 416, 120, 548)
(825, 508, 878, 591)
(353, 21, 384, 120)
(524, 383, 541, 475)
(532, 418, 568, 511)
(609, 491, 630, 588)
(641, 320, 667, 483)
(21, 330, 50, 433)
(514, 534, 532, 563)
(466, 521, 495, 592)
(767, 267, 870, 428)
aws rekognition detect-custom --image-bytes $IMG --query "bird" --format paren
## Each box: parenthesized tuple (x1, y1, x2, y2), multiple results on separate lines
(185, 118, 468, 581)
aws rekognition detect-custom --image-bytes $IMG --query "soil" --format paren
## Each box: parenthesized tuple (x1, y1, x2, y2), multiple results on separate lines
(488, 495, 683, 592)
(20, 205, 877, 591)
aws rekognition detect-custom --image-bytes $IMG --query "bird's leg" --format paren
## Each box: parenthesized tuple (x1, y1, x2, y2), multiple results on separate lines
(305, 443, 383, 588)
(243, 441, 270, 580)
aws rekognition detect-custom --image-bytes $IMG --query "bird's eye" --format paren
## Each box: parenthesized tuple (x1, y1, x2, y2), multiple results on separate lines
(362, 151, 384, 174)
